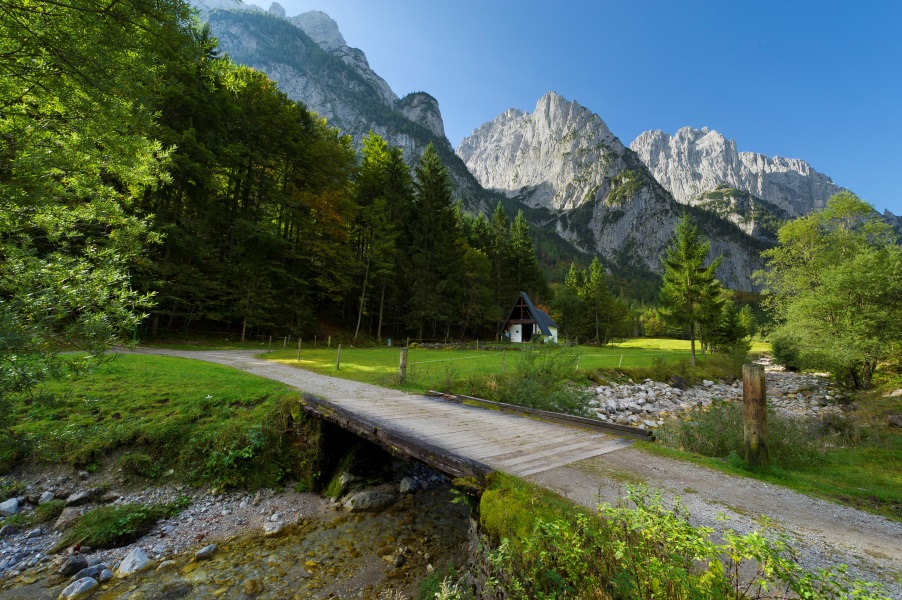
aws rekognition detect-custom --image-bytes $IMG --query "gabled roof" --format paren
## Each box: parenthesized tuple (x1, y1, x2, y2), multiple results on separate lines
(506, 291, 558, 336)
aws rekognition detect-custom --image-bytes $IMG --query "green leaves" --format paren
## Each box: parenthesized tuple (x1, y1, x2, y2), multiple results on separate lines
(760, 194, 902, 387)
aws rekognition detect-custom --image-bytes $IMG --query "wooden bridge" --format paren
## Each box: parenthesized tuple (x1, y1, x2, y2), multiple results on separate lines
(131, 349, 643, 482)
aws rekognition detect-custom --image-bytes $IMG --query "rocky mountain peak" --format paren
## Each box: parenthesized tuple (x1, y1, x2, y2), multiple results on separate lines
(456, 91, 620, 210)
(289, 10, 346, 51)
(396, 92, 445, 139)
(630, 127, 844, 217)
(267, 2, 285, 18)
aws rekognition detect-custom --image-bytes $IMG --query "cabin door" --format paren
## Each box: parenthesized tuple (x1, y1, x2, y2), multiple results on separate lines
(523, 323, 533, 342)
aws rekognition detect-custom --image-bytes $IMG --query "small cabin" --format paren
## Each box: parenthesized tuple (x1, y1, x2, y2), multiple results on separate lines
(503, 292, 559, 343)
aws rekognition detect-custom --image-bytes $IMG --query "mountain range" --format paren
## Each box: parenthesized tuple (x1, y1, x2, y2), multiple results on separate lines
(192, 2, 876, 292)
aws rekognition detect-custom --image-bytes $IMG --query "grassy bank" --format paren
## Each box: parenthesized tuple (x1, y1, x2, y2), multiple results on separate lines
(449, 473, 890, 599)
(0, 354, 318, 489)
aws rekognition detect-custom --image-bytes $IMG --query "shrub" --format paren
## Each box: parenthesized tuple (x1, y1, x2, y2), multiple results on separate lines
(118, 452, 158, 478)
(34, 499, 66, 523)
(771, 333, 803, 371)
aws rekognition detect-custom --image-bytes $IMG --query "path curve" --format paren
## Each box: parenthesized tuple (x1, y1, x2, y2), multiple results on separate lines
(125, 348, 902, 596)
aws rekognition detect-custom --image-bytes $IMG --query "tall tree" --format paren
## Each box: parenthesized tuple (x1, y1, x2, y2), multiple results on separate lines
(759, 193, 902, 388)
(406, 144, 464, 339)
(658, 214, 723, 367)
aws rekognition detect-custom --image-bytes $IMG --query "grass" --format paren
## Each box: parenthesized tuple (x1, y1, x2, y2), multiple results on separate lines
(0, 354, 318, 489)
(647, 375, 902, 522)
(54, 501, 186, 551)
(263, 338, 762, 392)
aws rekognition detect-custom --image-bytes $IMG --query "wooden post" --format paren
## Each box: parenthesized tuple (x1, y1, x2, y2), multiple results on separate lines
(283, 336, 287, 348)
(476, 339, 479, 351)
(399, 347, 408, 383)
(268, 336, 272, 353)
(314, 335, 317, 348)
(618, 355, 623, 368)
(328, 335, 331, 348)
(742, 363, 768, 468)
(336, 344, 341, 370)
(297, 338, 301, 362)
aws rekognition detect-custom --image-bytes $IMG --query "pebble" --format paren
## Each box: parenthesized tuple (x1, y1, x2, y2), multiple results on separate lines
(194, 544, 218, 560)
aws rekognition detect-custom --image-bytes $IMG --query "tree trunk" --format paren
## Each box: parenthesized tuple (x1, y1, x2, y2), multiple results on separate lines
(376, 284, 385, 341)
(353, 254, 370, 341)
(689, 321, 697, 367)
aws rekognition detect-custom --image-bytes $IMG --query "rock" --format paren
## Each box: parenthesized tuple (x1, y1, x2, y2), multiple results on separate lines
(262, 521, 286, 537)
(65, 491, 92, 507)
(343, 491, 396, 512)
(888, 415, 902, 428)
(267, 2, 285, 18)
(54, 508, 84, 531)
(77, 471, 89, 480)
(0, 497, 19, 517)
(72, 564, 106, 580)
(630, 127, 842, 219)
(269, 513, 281, 522)
(101, 491, 122, 503)
(194, 544, 217, 560)
(59, 556, 90, 577)
(116, 547, 150, 577)
(0, 524, 19, 536)
(39, 491, 56, 504)
(244, 579, 264, 595)
(702, 380, 714, 388)
(58, 576, 98, 600)
(156, 560, 177, 572)
(668, 376, 689, 390)
(392, 554, 405, 568)
(98, 569, 114, 583)
(399, 477, 418, 494)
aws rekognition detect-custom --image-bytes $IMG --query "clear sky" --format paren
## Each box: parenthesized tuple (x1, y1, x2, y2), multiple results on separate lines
(263, 1, 901, 215)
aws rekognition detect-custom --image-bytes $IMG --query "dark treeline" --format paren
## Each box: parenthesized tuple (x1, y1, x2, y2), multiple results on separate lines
(133, 24, 548, 341)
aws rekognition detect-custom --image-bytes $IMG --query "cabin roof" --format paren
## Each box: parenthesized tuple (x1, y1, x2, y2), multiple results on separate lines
(505, 291, 558, 336)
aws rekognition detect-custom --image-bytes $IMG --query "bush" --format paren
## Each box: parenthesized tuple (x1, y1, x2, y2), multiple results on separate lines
(454, 346, 593, 416)
(654, 400, 863, 470)
(771, 334, 802, 371)
(34, 499, 66, 523)
(118, 452, 158, 478)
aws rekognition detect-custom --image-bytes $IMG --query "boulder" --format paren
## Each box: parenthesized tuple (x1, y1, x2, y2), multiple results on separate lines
(58, 555, 89, 577)
(39, 491, 56, 504)
(58, 577, 98, 600)
(399, 477, 418, 494)
(72, 564, 106, 580)
(262, 521, 285, 537)
(54, 508, 85, 532)
(668, 376, 689, 390)
(0, 498, 18, 517)
(888, 415, 902, 428)
(194, 544, 218, 560)
(65, 491, 92, 507)
(116, 547, 150, 577)
(343, 491, 396, 512)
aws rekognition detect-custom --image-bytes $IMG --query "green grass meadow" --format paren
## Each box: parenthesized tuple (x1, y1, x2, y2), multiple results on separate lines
(264, 338, 745, 391)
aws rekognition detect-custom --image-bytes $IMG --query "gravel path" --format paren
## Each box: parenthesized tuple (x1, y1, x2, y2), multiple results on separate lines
(126, 348, 902, 597)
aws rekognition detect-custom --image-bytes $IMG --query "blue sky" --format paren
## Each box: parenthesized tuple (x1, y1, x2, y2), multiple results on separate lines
(270, 1, 901, 215)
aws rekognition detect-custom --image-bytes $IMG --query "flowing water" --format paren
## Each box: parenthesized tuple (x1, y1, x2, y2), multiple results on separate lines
(1, 486, 471, 599)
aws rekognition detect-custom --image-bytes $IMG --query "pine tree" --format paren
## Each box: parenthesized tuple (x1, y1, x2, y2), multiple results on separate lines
(406, 144, 464, 339)
(659, 214, 723, 367)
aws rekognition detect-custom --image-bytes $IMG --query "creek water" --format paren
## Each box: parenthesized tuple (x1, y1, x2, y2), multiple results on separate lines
(1, 486, 471, 599)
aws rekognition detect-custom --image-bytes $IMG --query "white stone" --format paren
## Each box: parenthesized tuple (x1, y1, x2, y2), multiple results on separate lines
(58, 577, 98, 600)
(0, 498, 18, 517)
(116, 547, 151, 577)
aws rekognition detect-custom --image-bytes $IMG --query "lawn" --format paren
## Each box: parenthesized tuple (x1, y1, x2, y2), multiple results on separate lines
(1, 354, 311, 488)
(264, 339, 747, 391)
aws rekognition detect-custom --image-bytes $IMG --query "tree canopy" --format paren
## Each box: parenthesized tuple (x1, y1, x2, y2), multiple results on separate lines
(759, 193, 902, 388)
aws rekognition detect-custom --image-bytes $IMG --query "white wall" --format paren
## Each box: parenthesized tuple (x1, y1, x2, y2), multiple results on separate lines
(548, 327, 559, 344)
(510, 324, 522, 343)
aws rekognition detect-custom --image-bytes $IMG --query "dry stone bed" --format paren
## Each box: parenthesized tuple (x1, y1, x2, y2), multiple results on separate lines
(588, 359, 846, 431)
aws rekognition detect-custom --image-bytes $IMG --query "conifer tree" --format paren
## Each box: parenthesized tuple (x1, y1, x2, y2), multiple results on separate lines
(659, 214, 723, 366)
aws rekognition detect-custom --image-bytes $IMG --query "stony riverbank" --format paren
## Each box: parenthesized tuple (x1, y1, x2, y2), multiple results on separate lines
(588, 359, 846, 430)
(0, 462, 469, 599)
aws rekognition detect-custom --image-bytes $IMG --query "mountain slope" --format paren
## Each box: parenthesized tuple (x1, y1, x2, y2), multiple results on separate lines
(630, 127, 846, 218)
(457, 93, 770, 291)
(201, 5, 489, 211)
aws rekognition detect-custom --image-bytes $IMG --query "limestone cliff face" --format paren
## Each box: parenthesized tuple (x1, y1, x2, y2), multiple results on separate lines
(630, 127, 845, 218)
(200, 6, 488, 211)
(457, 93, 769, 290)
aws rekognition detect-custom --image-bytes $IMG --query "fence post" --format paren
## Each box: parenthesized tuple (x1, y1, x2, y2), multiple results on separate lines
(742, 363, 768, 468)
(336, 344, 342, 370)
(328, 335, 331, 348)
(399, 346, 408, 383)
(314, 335, 317, 348)
(476, 339, 479, 351)
(297, 338, 301, 362)
(619, 355, 623, 368)
(268, 336, 272, 353)
(283, 336, 287, 348)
